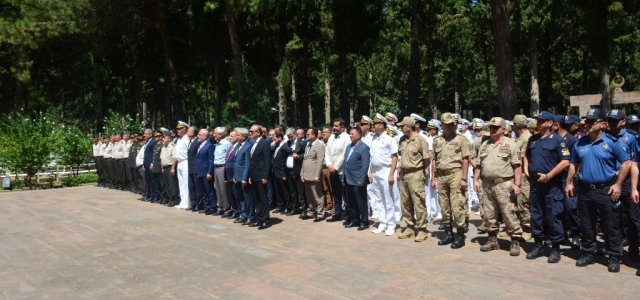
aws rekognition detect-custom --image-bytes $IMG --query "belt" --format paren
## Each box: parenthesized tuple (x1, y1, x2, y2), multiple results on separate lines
(579, 179, 616, 190)
(401, 167, 422, 173)
(371, 165, 390, 171)
(214, 164, 225, 167)
(437, 169, 460, 176)
(162, 165, 172, 168)
(482, 177, 514, 184)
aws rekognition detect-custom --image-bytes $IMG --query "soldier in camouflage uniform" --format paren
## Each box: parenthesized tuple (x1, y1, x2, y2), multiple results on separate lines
(474, 117, 524, 256)
(432, 112, 472, 249)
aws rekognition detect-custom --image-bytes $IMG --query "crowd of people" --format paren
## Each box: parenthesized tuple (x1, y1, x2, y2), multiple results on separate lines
(91, 109, 640, 276)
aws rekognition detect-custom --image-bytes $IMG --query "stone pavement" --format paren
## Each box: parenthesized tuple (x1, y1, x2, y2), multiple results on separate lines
(0, 186, 639, 299)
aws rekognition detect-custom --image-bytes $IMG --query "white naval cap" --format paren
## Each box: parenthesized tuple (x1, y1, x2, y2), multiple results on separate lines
(410, 113, 426, 122)
(374, 113, 389, 125)
(176, 121, 189, 129)
(385, 112, 398, 123)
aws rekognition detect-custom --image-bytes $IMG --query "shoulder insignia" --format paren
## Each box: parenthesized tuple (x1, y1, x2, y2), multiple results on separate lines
(623, 136, 629, 143)
(560, 142, 565, 148)
(606, 133, 618, 142)
(561, 148, 570, 156)
(602, 143, 609, 151)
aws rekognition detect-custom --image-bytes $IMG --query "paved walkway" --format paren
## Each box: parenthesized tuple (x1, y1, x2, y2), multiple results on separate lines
(0, 186, 638, 299)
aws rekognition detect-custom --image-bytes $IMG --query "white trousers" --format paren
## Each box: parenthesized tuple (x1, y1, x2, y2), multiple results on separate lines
(424, 167, 440, 220)
(367, 184, 379, 217)
(175, 161, 190, 208)
(371, 166, 396, 229)
(392, 169, 401, 221)
(466, 165, 478, 210)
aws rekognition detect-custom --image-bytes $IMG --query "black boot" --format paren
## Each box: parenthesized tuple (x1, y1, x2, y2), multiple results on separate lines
(438, 226, 454, 245)
(526, 238, 545, 260)
(451, 227, 466, 249)
(464, 217, 469, 233)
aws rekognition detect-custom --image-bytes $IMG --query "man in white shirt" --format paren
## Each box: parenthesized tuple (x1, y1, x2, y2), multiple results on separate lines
(136, 137, 148, 197)
(369, 115, 398, 235)
(92, 135, 104, 186)
(325, 118, 351, 222)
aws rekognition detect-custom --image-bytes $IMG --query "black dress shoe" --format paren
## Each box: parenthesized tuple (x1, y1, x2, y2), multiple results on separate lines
(313, 217, 324, 222)
(344, 220, 359, 228)
(199, 210, 207, 214)
(234, 217, 246, 224)
(571, 236, 581, 250)
(231, 213, 241, 219)
(300, 215, 310, 220)
(622, 238, 630, 247)
(205, 210, 213, 215)
(216, 209, 225, 215)
(608, 256, 620, 272)
(248, 221, 261, 227)
(286, 209, 297, 216)
(258, 221, 272, 229)
(273, 208, 281, 213)
(241, 220, 251, 225)
(357, 224, 369, 231)
(576, 254, 595, 267)
(526, 243, 545, 260)
(548, 248, 561, 263)
(326, 215, 341, 223)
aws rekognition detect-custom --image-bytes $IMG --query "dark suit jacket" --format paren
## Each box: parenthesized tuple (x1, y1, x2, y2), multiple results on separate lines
(272, 142, 292, 179)
(143, 138, 156, 169)
(225, 143, 239, 182)
(288, 138, 307, 175)
(343, 141, 371, 186)
(233, 139, 254, 182)
(195, 140, 215, 177)
(188, 138, 201, 174)
(250, 138, 272, 181)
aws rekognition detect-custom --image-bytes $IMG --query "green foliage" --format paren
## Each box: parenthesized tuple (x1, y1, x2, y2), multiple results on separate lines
(62, 172, 98, 187)
(0, 114, 56, 186)
(102, 110, 144, 135)
(10, 180, 24, 190)
(52, 125, 92, 177)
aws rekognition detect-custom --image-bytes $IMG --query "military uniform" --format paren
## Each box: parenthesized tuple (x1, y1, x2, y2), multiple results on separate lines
(102, 139, 115, 188)
(92, 139, 103, 186)
(161, 135, 178, 206)
(128, 135, 140, 192)
(476, 117, 523, 256)
(514, 115, 532, 239)
(396, 117, 432, 242)
(471, 124, 490, 228)
(370, 114, 398, 236)
(433, 112, 472, 248)
(112, 135, 126, 189)
(122, 134, 133, 190)
(151, 135, 164, 203)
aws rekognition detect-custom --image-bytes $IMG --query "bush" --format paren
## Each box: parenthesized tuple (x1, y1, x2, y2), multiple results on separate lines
(62, 172, 99, 187)
(9, 180, 24, 190)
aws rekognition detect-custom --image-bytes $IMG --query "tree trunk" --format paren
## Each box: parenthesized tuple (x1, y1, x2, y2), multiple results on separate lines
(427, 56, 437, 119)
(350, 60, 358, 123)
(324, 50, 331, 124)
(156, 0, 183, 122)
(490, 0, 517, 119)
(529, 30, 540, 116)
(214, 57, 221, 127)
(600, 63, 610, 111)
(96, 83, 104, 134)
(407, 0, 423, 114)
(225, 1, 245, 111)
(339, 49, 349, 121)
(454, 91, 460, 114)
(165, 78, 172, 127)
(301, 34, 311, 127)
(291, 73, 297, 126)
(369, 72, 374, 117)
(135, 69, 147, 123)
(14, 79, 25, 118)
(276, 53, 287, 125)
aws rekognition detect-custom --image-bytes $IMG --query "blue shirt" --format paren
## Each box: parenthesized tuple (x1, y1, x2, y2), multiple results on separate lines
(571, 134, 629, 184)
(213, 138, 231, 165)
(526, 133, 570, 174)
(610, 128, 634, 170)
(559, 132, 578, 182)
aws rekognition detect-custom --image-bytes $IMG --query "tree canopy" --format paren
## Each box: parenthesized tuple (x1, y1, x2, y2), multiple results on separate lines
(1, 0, 640, 130)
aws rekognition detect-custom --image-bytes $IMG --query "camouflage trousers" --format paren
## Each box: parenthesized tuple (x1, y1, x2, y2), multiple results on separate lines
(399, 169, 428, 229)
(437, 170, 466, 229)
(482, 179, 523, 237)
(517, 174, 531, 232)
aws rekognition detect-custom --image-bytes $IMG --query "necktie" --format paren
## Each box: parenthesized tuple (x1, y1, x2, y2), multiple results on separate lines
(236, 143, 243, 157)
(227, 144, 235, 160)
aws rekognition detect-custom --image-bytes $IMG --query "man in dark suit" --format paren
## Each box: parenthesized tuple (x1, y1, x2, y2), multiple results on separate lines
(249, 125, 273, 229)
(272, 131, 292, 213)
(225, 130, 240, 219)
(343, 127, 371, 230)
(233, 128, 255, 224)
(187, 128, 201, 211)
(143, 129, 160, 201)
(286, 128, 307, 216)
(195, 129, 217, 214)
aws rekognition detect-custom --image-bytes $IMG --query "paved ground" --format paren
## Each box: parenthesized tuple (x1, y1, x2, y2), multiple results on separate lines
(0, 186, 639, 299)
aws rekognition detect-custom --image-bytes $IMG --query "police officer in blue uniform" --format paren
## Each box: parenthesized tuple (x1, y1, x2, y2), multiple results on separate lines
(566, 108, 631, 273)
(524, 111, 570, 263)
(606, 109, 639, 253)
(626, 114, 640, 138)
(557, 115, 580, 249)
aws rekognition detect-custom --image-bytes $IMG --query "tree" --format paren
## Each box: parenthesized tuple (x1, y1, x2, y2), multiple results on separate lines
(54, 126, 92, 177)
(490, 0, 518, 118)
